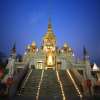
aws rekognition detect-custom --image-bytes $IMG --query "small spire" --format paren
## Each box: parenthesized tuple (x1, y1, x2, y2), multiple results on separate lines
(12, 42, 16, 53)
(83, 46, 89, 61)
(83, 46, 88, 56)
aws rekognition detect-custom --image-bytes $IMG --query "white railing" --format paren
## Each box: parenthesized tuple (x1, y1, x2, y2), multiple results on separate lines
(71, 68, 84, 83)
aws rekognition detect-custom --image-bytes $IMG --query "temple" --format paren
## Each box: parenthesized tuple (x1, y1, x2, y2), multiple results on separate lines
(23, 19, 73, 70)
(2, 19, 100, 99)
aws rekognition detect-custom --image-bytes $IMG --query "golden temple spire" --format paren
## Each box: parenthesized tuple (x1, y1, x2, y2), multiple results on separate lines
(43, 18, 56, 40)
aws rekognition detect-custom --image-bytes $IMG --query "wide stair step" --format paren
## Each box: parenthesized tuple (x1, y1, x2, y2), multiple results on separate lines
(59, 70, 80, 100)
(16, 69, 82, 100)
(39, 70, 62, 100)
(19, 69, 42, 96)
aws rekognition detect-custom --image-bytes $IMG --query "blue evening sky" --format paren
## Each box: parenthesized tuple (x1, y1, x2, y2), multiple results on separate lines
(0, 0, 100, 64)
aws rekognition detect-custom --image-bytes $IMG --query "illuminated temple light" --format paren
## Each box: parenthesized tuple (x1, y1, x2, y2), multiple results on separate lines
(36, 70, 44, 100)
(56, 71, 66, 100)
(47, 55, 53, 65)
(66, 69, 83, 99)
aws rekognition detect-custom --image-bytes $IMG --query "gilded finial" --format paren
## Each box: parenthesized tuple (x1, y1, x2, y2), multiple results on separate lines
(48, 17, 52, 31)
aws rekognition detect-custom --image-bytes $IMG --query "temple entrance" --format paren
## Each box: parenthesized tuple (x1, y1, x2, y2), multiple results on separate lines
(47, 55, 54, 66)
(45, 53, 55, 70)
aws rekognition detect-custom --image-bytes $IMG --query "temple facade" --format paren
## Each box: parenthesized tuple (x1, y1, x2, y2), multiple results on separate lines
(23, 20, 74, 70)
